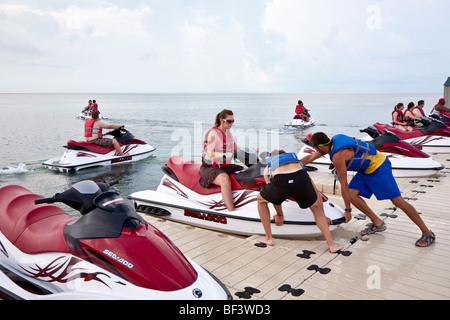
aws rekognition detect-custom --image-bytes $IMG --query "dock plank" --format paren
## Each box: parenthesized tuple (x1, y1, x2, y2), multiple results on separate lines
(140, 153, 450, 300)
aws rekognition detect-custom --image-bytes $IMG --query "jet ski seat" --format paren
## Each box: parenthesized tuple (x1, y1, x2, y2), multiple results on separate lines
(166, 156, 242, 195)
(66, 138, 147, 155)
(0, 185, 74, 254)
(65, 140, 116, 155)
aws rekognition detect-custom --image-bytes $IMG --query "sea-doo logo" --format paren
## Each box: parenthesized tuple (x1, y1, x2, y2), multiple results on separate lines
(192, 288, 203, 298)
(184, 210, 227, 224)
(103, 249, 134, 269)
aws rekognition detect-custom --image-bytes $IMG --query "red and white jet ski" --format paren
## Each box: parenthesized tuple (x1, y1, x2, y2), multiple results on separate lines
(372, 118, 450, 153)
(0, 180, 231, 300)
(285, 115, 316, 128)
(298, 127, 444, 178)
(43, 128, 155, 172)
(128, 153, 346, 238)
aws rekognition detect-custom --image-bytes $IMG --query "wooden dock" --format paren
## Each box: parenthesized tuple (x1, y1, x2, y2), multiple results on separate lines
(140, 153, 450, 300)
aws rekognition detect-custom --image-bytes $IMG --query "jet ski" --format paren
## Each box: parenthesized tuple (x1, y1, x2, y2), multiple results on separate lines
(429, 113, 450, 126)
(372, 118, 450, 153)
(77, 112, 108, 120)
(298, 128, 444, 178)
(128, 151, 346, 238)
(0, 180, 231, 300)
(43, 127, 156, 172)
(285, 115, 316, 128)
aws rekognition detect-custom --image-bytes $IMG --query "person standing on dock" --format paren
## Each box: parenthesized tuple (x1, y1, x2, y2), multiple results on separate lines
(256, 150, 344, 253)
(301, 132, 436, 247)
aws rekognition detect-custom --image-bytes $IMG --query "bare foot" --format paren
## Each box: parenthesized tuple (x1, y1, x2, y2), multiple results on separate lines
(118, 152, 130, 157)
(257, 236, 274, 246)
(329, 243, 344, 253)
(273, 215, 283, 226)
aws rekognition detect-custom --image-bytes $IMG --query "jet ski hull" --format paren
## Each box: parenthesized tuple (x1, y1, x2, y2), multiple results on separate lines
(0, 182, 230, 300)
(372, 122, 450, 154)
(129, 176, 346, 239)
(285, 118, 316, 128)
(43, 143, 155, 172)
(0, 232, 229, 300)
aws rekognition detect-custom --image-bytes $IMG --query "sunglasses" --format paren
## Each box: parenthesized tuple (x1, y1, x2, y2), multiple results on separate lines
(312, 140, 331, 148)
(222, 119, 235, 124)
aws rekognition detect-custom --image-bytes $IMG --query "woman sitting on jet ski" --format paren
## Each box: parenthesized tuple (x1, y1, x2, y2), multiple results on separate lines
(199, 109, 245, 212)
(392, 103, 413, 132)
(404, 102, 423, 128)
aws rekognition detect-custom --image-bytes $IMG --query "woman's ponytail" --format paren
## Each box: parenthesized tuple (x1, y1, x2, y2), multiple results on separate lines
(214, 109, 233, 127)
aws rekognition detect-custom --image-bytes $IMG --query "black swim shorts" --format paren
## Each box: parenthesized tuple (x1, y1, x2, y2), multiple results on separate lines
(259, 170, 317, 209)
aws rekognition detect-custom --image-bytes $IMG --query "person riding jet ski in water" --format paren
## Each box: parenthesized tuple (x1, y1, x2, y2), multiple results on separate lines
(295, 100, 310, 122)
(84, 110, 128, 156)
(301, 132, 435, 247)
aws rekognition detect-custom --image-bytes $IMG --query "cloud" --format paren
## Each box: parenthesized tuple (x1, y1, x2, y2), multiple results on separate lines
(261, 0, 450, 92)
(0, 0, 449, 93)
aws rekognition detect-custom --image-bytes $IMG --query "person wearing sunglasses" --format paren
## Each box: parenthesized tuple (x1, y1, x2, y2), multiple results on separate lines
(300, 132, 435, 247)
(200, 109, 244, 211)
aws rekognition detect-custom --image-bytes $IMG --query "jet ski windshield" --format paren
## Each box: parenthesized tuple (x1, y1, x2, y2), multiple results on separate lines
(94, 191, 132, 213)
(93, 191, 146, 229)
(105, 127, 135, 144)
(65, 192, 146, 241)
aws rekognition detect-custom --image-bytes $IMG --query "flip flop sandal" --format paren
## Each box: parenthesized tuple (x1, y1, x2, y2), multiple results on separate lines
(360, 222, 387, 236)
(415, 232, 435, 247)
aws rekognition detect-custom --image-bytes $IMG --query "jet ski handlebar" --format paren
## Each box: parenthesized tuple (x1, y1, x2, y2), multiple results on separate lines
(34, 180, 119, 213)
(34, 197, 57, 204)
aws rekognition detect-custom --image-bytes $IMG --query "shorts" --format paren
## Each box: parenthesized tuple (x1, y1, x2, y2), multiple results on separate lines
(88, 138, 114, 148)
(199, 164, 244, 188)
(349, 158, 401, 200)
(259, 170, 317, 209)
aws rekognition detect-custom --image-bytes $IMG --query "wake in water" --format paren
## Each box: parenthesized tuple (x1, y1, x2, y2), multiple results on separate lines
(0, 163, 29, 175)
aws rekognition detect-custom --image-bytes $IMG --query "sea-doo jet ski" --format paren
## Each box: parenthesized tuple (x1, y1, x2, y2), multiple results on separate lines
(298, 127, 444, 178)
(372, 118, 450, 153)
(0, 180, 231, 300)
(285, 115, 316, 128)
(128, 151, 346, 238)
(77, 112, 108, 120)
(43, 127, 155, 172)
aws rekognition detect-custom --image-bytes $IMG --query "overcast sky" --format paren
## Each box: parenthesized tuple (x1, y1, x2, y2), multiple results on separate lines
(1, 0, 449, 93)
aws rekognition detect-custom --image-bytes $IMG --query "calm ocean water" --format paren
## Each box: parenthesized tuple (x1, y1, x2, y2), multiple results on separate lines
(0, 92, 441, 216)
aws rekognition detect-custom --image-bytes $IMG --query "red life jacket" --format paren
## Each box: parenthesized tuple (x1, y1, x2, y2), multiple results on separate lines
(413, 106, 425, 117)
(84, 119, 103, 138)
(92, 103, 98, 112)
(202, 126, 235, 167)
(392, 110, 404, 125)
